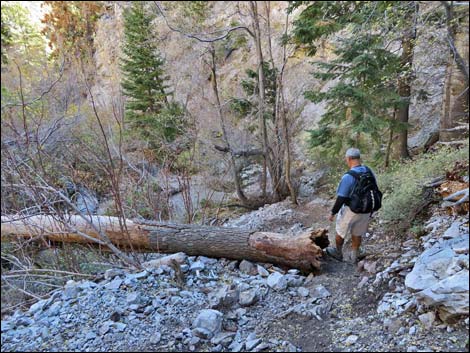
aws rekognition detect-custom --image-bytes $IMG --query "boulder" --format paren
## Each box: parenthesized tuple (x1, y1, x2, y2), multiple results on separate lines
(267, 272, 287, 291)
(192, 309, 223, 339)
(239, 260, 256, 275)
(405, 232, 469, 321)
(239, 289, 259, 307)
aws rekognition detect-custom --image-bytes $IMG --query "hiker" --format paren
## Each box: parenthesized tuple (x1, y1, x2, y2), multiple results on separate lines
(326, 148, 382, 263)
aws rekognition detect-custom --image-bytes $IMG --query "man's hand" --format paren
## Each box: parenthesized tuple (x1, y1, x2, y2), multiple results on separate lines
(329, 214, 335, 222)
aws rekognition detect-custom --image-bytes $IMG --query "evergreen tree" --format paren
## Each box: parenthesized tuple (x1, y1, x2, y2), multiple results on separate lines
(305, 35, 401, 161)
(120, 2, 185, 152)
(230, 61, 278, 128)
(290, 1, 420, 163)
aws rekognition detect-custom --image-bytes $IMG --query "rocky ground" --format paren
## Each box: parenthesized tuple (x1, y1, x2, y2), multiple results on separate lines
(1, 197, 469, 352)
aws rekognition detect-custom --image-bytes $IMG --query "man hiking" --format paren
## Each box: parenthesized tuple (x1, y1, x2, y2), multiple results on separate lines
(326, 148, 382, 263)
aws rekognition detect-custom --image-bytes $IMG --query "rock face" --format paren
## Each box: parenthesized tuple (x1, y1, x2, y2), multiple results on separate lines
(405, 222, 469, 321)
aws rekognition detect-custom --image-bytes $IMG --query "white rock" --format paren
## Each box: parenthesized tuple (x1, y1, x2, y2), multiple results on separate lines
(442, 221, 463, 239)
(405, 233, 469, 321)
(256, 265, 270, 277)
(150, 332, 161, 344)
(344, 335, 359, 346)
(311, 285, 331, 299)
(297, 287, 310, 297)
(142, 252, 187, 270)
(418, 312, 436, 330)
(246, 338, 262, 350)
(190, 261, 205, 271)
(267, 272, 287, 290)
(104, 278, 123, 291)
(192, 309, 223, 338)
(239, 260, 255, 275)
(211, 332, 235, 346)
(239, 289, 258, 307)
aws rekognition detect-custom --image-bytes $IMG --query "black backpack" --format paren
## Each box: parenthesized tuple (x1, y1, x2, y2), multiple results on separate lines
(347, 167, 382, 214)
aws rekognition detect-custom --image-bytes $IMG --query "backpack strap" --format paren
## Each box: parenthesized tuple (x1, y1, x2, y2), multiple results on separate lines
(346, 170, 361, 180)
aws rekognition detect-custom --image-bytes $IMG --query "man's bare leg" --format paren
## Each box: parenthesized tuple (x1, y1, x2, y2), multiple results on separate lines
(326, 234, 344, 260)
(351, 235, 362, 263)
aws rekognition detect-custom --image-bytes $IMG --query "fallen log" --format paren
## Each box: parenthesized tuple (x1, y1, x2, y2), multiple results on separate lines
(1, 215, 328, 272)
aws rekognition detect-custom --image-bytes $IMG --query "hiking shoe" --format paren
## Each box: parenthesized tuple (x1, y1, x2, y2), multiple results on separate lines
(350, 249, 367, 264)
(325, 247, 343, 261)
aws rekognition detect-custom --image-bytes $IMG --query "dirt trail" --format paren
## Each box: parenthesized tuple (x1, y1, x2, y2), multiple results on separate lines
(259, 199, 468, 352)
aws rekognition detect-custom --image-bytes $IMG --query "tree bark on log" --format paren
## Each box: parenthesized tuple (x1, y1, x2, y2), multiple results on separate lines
(1, 215, 328, 272)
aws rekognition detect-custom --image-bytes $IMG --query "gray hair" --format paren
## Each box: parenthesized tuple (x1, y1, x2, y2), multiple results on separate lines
(345, 148, 361, 159)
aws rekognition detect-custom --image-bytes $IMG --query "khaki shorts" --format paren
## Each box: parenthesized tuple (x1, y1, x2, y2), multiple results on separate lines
(336, 205, 371, 239)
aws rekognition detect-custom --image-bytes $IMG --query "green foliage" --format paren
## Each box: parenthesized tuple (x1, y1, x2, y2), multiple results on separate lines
(289, 1, 363, 55)
(291, 1, 428, 167)
(306, 34, 402, 160)
(1, 2, 46, 64)
(121, 2, 187, 155)
(215, 22, 248, 60)
(378, 144, 469, 228)
(230, 62, 278, 124)
(180, 1, 209, 24)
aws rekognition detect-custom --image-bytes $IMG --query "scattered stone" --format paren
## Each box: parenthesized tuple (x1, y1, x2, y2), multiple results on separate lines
(228, 341, 244, 352)
(104, 278, 123, 291)
(104, 269, 123, 280)
(311, 285, 331, 299)
(209, 285, 239, 309)
(150, 332, 161, 344)
(285, 275, 304, 287)
(85, 331, 97, 341)
(267, 272, 287, 291)
(189, 336, 200, 345)
(142, 252, 187, 270)
(344, 335, 359, 346)
(198, 256, 218, 265)
(384, 318, 403, 334)
(239, 260, 256, 275)
(1, 321, 14, 332)
(192, 309, 223, 339)
(63, 281, 81, 300)
(419, 312, 436, 330)
(405, 231, 469, 321)
(358, 276, 369, 288)
(297, 287, 310, 297)
(190, 261, 205, 272)
(246, 338, 262, 350)
(257, 265, 270, 277)
(126, 292, 141, 305)
(364, 261, 378, 274)
(239, 289, 259, 307)
(211, 332, 235, 346)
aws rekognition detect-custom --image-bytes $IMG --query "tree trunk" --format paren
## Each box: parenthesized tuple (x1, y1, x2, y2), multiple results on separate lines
(279, 11, 297, 205)
(440, 1, 469, 142)
(1, 215, 328, 272)
(397, 2, 418, 159)
(250, 1, 280, 202)
(209, 45, 249, 205)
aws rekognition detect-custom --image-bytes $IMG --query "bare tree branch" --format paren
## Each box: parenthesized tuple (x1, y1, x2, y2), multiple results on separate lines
(153, 1, 254, 41)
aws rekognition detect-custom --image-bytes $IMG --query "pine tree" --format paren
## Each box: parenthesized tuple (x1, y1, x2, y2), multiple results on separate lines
(305, 34, 401, 162)
(230, 62, 278, 127)
(120, 2, 184, 151)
